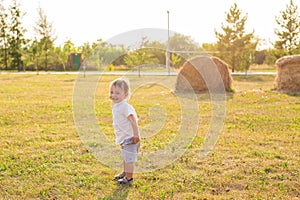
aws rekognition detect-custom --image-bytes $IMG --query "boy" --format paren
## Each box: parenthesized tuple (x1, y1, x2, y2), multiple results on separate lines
(109, 78, 140, 185)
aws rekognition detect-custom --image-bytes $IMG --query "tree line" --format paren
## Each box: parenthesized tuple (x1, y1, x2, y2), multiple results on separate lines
(0, 0, 299, 72)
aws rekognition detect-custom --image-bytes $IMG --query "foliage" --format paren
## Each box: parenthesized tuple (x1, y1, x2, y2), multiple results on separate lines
(274, 0, 300, 56)
(124, 48, 158, 70)
(61, 40, 78, 69)
(8, 0, 27, 71)
(124, 50, 143, 69)
(202, 42, 218, 54)
(170, 52, 182, 68)
(1, 1, 300, 71)
(254, 50, 266, 65)
(87, 39, 127, 70)
(142, 41, 166, 66)
(215, 3, 258, 72)
(170, 33, 203, 60)
(0, 0, 9, 70)
(108, 64, 114, 71)
(80, 42, 93, 61)
(119, 34, 201, 70)
(34, 6, 56, 71)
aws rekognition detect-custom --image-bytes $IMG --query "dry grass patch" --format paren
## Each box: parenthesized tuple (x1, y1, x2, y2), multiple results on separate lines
(0, 74, 299, 199)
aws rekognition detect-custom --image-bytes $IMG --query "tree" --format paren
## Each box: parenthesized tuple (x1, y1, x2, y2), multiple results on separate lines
(30, 38, 40, 72)
(8, 0, 27, 71)
(91, 39, 127, 68)
(0, 0, 9, 70)
(254, 50, 266, 65)
(202, 43, 218, 54)
(215, 3, 257, 72)
(62, 40, 75, 68)
(274, 0, 300, 56)
(170, 33, 202, 60)
(170, 53, 182, 68)
(34, 6, 56, 71)
(124, 50, 147, 70)
(143, 39, 167, 67)
(120, 37, 161, 72)
(80, 42, 93, 59)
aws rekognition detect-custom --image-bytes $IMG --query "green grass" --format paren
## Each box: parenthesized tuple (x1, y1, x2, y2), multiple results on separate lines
(248, 64, 276, 72)
(0, 74, 299, 199)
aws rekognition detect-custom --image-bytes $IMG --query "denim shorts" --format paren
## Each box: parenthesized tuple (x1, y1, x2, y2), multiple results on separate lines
(121, 142, 140, 163)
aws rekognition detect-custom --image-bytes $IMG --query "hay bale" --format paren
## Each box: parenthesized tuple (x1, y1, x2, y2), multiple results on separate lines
(274, 55, 300, 94)
(175, 56, 233, 93)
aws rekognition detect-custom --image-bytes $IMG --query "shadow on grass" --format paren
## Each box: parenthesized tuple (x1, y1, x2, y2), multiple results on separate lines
(232, 74, 275, 82)
(99, 185, 131, 200)
(0, 74, 35, 81)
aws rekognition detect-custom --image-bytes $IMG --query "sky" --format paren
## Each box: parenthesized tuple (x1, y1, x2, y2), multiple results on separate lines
(3, 0, 300, 49)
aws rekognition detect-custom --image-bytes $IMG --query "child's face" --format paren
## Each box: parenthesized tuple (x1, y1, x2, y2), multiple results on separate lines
(110, 85, 127, 103)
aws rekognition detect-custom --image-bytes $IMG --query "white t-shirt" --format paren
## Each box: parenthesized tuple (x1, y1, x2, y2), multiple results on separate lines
(112, 99, 138, 145)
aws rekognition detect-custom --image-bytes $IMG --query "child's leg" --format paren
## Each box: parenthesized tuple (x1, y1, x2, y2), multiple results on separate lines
(121, 142, 139, 180)
(124, 162, 134, 179)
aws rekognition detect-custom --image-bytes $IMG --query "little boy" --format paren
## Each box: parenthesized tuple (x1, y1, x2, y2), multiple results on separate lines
(109, 78, 140, 185)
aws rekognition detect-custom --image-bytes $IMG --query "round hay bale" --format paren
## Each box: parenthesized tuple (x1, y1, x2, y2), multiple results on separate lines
(175, 56, 233, 93)
(274, 55, 300, 94)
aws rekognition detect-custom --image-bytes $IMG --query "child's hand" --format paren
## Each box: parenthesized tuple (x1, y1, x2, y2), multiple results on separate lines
(132, 136, 139, 144)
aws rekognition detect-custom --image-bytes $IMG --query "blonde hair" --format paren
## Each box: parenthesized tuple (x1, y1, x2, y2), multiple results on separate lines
(110, 78, 130, 94)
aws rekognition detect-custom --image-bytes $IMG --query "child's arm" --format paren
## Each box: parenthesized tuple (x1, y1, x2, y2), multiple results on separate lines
(128, 114, 139, 144)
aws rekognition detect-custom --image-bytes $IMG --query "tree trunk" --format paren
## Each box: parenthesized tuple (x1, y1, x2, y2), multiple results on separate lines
(45, 52, 48, 72)
(4, 48, 8, 70)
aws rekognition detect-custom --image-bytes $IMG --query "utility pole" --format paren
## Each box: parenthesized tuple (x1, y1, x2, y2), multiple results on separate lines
(166, 10, 170, 75)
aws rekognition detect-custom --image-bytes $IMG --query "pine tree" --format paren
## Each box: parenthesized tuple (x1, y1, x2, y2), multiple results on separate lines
(34, 6, 55, 71)
(8, 0, 27, 71)
(0, 1, 9, 70)
(274, 0, 300, 56)
(215, 3, 257, 72)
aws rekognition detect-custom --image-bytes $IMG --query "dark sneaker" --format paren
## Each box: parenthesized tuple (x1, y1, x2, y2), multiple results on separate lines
(114, 172, 125, 180)
(118, 177, 133, 185)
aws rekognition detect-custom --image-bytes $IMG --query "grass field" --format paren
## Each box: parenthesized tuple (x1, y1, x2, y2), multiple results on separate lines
(0, 74, 299, 200)
(248, 64, 276, 72)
